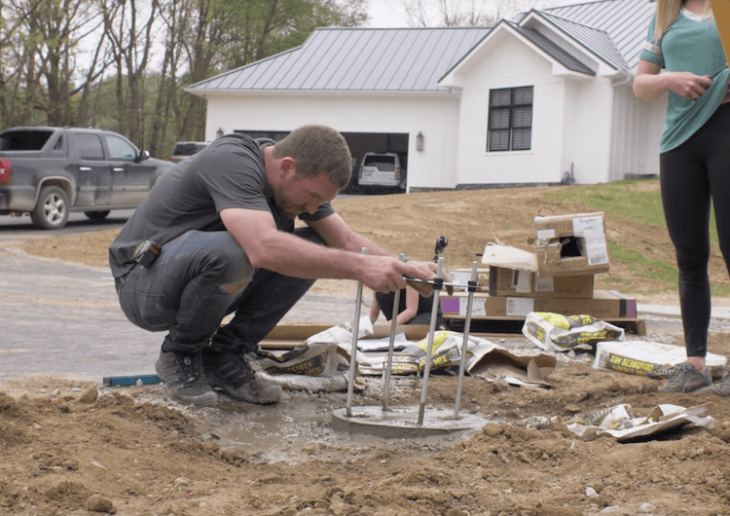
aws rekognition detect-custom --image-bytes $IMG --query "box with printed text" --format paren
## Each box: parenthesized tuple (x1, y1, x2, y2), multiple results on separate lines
(489, 266, 594, 299)
(440, 290, 636, 320)
(533, 212, 610, 277)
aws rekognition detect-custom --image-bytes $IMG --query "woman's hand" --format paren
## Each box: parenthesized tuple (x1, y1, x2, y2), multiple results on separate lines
(634, 59, 713, 101)
(666, 71, 712, 100)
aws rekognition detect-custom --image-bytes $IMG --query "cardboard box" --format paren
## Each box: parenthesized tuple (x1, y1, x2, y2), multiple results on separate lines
(534, 212, 610, 277)
(440, 290, 636, 320)
(489, 266, 594, 299)
(448, 268, 489, 291)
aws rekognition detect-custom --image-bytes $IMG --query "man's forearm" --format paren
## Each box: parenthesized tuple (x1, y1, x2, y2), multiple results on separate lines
(254, 230, 369, 280)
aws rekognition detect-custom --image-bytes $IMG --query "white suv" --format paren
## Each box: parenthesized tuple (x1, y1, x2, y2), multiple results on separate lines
(357, 152, 406, 193)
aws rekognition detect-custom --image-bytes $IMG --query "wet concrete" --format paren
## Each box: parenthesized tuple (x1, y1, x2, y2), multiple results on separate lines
(331, 405, 490, 438)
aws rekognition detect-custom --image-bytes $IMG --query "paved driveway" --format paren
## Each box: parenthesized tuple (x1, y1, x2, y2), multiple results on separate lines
(0, 210, 357, 383)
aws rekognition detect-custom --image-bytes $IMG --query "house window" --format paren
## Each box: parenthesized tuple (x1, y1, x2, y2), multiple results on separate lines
(487, 86, 533, 152)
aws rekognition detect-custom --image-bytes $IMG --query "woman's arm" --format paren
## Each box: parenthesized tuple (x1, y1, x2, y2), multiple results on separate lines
(634, 59, 713, 101)
(369, 294, 380, 323)
(395, 287, 420, 325)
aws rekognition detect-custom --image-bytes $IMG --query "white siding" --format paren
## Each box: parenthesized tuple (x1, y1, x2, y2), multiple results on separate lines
(606, 83, 666, 181)
(204, 92, 461, 190)
(452, 32, 581, 185)
(198, 18, 667, 189)
(562, 76, 614, 184)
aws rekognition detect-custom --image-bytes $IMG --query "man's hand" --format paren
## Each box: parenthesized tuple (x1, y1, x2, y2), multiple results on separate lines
(405, 260, 451, 297)
(359, 257, 436, 294)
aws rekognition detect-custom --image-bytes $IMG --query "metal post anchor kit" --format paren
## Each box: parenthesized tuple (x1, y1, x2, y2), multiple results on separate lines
(332, 253, 488, 438)
(454, 261, 479, 418)
(417, 257, 445, 426)
(382, 253, 406, 412)
(345, 247, 368, 418)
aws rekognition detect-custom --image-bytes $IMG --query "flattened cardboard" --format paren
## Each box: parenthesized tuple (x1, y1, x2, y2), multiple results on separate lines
(481, 244, 538, 272)
(489, 266, 594, 299)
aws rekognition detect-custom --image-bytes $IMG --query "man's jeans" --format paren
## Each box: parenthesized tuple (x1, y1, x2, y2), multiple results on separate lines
(117, 227, 324, 355)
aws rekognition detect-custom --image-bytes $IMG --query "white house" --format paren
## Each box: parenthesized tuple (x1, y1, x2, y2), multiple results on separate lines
(186, 0, 667, 191)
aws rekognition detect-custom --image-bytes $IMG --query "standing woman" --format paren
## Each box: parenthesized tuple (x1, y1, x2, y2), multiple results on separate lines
(634, 0, 730, 393)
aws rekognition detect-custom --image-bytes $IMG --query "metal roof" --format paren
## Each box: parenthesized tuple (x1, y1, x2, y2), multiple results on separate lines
(520, 0, 656, 71)
(508, 22, 597, 76)
(189, 27, 490, 93)
(532, 12, 630, 71)
(187, 0, 656, 93)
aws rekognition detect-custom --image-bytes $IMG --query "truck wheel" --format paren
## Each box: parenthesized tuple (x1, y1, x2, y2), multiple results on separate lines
(84, 210, 110, 221)
(31, 185, 70, 229)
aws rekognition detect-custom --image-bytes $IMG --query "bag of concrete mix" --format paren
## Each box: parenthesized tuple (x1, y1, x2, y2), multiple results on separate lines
(523, 312, 624, 352)
(252, 318, 374, 392)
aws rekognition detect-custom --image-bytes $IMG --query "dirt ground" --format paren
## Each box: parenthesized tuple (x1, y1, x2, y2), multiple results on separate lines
(4, 182, 730, 516)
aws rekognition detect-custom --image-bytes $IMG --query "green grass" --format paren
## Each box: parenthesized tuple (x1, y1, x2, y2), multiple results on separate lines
(607, 241, 678, 294)
(544, 180, 719, 244)
(543, 180, 725, 295)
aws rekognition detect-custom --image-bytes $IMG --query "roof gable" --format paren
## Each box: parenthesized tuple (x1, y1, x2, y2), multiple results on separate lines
(518, 0, 655, 71)
(439, 19, 596, 85)
(528, 11, 629, 72)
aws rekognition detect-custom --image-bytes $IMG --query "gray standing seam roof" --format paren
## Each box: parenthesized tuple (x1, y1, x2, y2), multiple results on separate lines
(533, 12, 630, 72)
(529, 0, 656, 71)
(508, 22, 597, 76)
(187, 0, 657, 93)
(189, 27, 490, 93)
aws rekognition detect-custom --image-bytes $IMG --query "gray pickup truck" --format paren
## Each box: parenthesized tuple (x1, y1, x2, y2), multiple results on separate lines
(0, 126, 174, 229)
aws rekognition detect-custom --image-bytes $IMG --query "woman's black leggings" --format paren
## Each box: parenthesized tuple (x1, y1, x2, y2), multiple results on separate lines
(659, 102, 730, 358)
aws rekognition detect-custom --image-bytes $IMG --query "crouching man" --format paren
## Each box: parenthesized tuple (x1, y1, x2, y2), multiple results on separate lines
(109, 125, 437, 408)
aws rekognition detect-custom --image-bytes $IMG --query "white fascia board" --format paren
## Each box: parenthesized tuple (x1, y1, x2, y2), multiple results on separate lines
(552, 62, 593, 80)
(519, 10, 619, 76)
(598, 62, 623, 77)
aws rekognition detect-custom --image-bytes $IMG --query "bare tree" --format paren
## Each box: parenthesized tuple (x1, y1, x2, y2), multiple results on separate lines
(403, 0, 495, 26)
(99, 0, 159, 146)
(401, 0, 550, 27)
(0, 0, 111, 128)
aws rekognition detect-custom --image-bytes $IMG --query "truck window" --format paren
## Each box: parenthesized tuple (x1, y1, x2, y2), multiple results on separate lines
(106, 135, 137, 161)
(0, 130, 54, 151)
(76, 134, 105, 160)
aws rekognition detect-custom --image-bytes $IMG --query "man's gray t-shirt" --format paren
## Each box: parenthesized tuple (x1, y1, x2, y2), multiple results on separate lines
(108, 133, 335, 278)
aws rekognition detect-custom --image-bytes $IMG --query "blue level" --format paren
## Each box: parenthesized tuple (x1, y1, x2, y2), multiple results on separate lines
(102, 374, 163, 387)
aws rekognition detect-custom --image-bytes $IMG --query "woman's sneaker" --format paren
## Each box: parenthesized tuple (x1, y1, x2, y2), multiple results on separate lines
(658, 363, 712, 393)
(203, 352, 282, 405)
(698, 373, 730, 397)
(155, 350, 218, 407)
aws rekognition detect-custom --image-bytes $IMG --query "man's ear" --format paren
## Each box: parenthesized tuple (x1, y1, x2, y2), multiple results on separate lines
(279, 156, 297, 180)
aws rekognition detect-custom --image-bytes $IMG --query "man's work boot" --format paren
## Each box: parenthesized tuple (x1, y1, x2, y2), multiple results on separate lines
(203, 352, 282, 404)
(155, 350, 218, 407)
